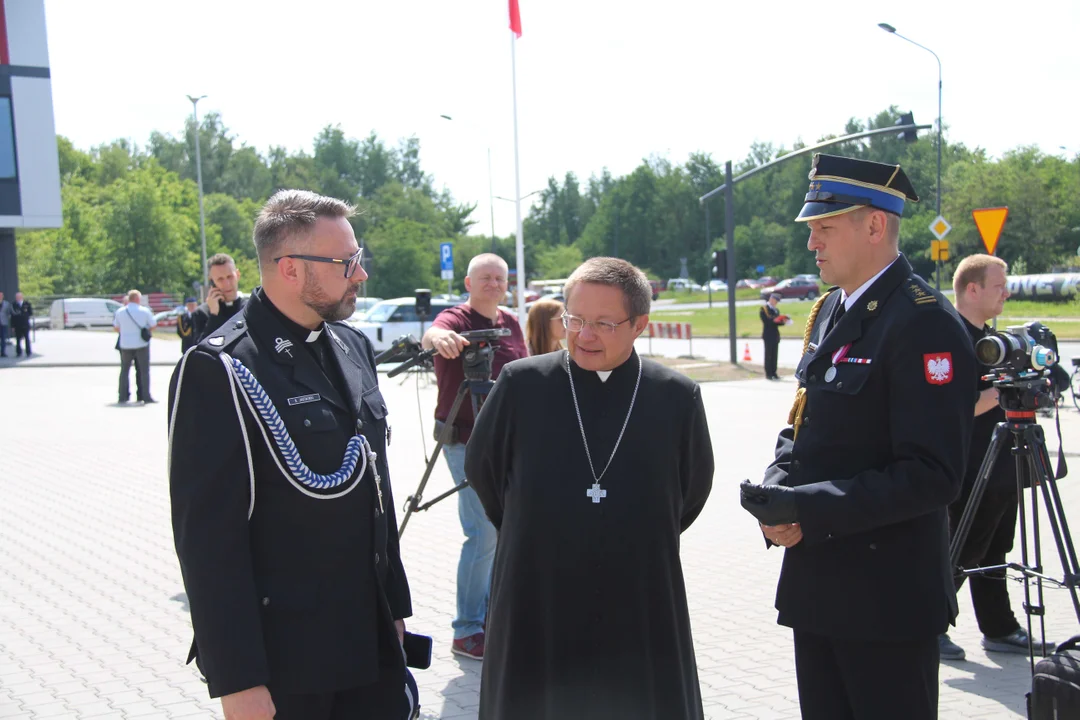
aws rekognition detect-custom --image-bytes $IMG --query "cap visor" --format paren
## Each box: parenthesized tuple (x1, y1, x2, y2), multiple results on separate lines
(795, 202, 864, 222)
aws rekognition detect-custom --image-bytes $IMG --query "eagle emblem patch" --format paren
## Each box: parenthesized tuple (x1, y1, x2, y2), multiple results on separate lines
(924, 353, 953, 385)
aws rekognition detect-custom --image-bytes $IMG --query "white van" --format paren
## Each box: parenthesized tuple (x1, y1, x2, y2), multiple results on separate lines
(346, 297, 460, 351)
(50, 297, 124, 329)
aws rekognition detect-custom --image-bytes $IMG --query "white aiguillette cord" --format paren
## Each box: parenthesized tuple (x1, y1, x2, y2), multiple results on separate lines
(565, 350, 643, 488)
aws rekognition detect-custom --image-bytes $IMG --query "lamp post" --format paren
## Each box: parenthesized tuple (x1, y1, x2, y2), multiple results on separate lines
(187, 94, 209, 296)
(440, 114, 497, 251)
(879, 23, 943, 285)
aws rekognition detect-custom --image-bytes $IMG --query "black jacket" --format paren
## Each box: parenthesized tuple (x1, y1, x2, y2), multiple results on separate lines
(764, 256, 977, 641)
(168, 288, 411, 698)
(760, 303, 781, 341)
(191, 296, 247, 344)
(10, 300, 32, 331)
(176, 311, 197, 352)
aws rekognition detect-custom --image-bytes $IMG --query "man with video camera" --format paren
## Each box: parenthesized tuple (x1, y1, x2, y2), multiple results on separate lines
(421, 253, 527, 660)
(941, 254, 1053, 660)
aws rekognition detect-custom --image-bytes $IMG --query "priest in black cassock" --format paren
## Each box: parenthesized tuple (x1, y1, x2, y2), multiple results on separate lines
(465, 257, 714, 720)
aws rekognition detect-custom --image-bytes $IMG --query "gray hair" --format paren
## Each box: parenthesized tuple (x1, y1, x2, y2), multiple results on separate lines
(564, 257, 652, 318)
(253, 190, 355, 270)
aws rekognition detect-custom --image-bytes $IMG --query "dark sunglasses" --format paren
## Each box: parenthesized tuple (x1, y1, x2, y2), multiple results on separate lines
(274, 248, 364, 278)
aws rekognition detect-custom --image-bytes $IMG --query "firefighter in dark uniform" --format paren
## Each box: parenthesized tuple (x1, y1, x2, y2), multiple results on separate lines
(760, 292, 785, 379)
(169, 190, 418, 720)
(740, 154, 977, 720)
(175, 297, 198, 352)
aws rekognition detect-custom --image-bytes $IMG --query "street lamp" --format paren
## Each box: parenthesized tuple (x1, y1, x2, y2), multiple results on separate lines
(187, 94, 209, 296)
(440, 114, 497, 251)
(494, 190, 541, 204)
(879, 23, 943, 283)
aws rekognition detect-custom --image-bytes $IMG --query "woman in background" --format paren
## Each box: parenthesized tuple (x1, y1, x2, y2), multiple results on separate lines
(526, 298, 565, 356)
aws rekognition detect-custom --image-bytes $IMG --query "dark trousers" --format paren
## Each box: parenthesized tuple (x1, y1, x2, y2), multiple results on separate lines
(119, 347, 151, 401)
(0, 324, 7, 355)
(763, 335, 779, 378)
(14, 325, 30, 356)
(793, 630, 938, 720)
(948, 481, 1021, 638)
(270, 670, 415, 720)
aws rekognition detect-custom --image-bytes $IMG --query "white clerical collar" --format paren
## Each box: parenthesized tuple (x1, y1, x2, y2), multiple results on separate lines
(841, 256, 899, 311)
(596, 371, 613, 383)
(306, 326, 324, 343)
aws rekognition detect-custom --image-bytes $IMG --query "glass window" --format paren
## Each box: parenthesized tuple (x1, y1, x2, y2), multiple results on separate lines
(0, 98, 16, 179)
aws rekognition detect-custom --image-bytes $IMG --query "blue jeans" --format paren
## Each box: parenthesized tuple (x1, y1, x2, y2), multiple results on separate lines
(443, 442, 496, 639)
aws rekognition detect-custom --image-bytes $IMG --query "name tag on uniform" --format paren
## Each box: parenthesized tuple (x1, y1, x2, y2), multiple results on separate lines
(287, 393, 321, 406)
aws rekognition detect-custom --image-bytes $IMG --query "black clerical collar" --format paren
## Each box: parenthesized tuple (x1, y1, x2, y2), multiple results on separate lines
(259, 289, 326, 345)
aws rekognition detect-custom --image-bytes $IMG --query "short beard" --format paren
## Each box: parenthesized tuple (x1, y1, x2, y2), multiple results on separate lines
(300, 268, 356, 322)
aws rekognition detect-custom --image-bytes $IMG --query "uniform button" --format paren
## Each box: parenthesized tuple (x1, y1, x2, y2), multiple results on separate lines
(792, 460, 801, 471)
(262, 597, 270, 606)
(869, 543, 878, 550)
(802, 416, 810, 426)
(809, 374, 817, 383)
(304, 419, 312, 427)
(356, 419, 364, 433)
(374, 553, 381, 564)
(826, 533, 833, 540)
(836, 381, 844, 390)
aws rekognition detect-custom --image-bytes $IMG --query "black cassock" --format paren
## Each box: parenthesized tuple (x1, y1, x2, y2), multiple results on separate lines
(465, 349, 714, 720)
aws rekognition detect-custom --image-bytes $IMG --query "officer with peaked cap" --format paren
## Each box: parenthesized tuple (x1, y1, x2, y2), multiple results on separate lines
(740, 154, 977, 720)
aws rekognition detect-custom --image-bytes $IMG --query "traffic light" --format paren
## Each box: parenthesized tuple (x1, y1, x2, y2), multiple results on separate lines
(415, 288, 431, 319)
(711, 250, 726, 279)
(895, 112, 918, 143)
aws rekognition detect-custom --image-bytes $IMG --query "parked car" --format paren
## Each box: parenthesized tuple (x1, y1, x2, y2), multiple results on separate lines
(347, 297, 461, 351)
(760, 278, 821, 301)
(49, 297, 124, 329)
(153, 306, 187, 327)
(794, 273, 820, 282)
(736, 279, 754, 289)
(746, 276, 780, 290)
(706, 279, 728, 292)
(666, 278, 703, 292)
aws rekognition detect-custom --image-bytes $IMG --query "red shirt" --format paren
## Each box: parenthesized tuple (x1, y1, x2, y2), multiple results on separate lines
(432, 304, 527, 443)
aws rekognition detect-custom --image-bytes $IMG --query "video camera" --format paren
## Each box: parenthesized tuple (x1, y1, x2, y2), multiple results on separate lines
(374, 328, 510, 380)
(975, 321, 1060, 413)
(975, 321, 1058, 375)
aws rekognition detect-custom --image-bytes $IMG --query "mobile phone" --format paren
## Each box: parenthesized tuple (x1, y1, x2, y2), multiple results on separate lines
(402, 632, 432, 669)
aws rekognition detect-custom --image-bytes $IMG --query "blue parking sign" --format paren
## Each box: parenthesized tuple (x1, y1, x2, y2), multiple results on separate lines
(440, 243, 454, 272)
(756, 265, 765, 274)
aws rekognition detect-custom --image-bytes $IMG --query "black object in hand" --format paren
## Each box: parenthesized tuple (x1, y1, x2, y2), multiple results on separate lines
(740, 480, 798, 526)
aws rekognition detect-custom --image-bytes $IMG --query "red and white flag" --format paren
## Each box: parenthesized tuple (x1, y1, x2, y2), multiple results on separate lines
(509, 0, 522, 37)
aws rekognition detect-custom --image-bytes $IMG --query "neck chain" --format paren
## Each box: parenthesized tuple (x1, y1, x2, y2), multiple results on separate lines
(566, 350, 642, 502)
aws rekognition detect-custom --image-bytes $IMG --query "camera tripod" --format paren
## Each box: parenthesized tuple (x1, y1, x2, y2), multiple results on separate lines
(397, 376, 493, 537)
(949, 376, 1080, 673)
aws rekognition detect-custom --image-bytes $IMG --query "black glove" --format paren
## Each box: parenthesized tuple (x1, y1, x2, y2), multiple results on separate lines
(740, 480, 798, 526)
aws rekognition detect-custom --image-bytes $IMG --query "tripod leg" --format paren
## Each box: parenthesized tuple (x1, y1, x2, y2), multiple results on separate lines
(1029, 425, 1080, 624)
(950, 423, 1011, 570)
(398, 382, 472, 538)
(1011, 431, 1043, 673)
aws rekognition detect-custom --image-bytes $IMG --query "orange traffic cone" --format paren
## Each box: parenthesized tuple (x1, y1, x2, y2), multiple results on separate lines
(743, 343, 752, 362)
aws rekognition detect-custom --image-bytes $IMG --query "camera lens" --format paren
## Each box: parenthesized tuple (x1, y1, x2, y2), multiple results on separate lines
(975, 335, 1006, 367)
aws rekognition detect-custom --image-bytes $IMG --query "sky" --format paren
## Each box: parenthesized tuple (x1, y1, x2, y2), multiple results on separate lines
(43, 0, 1080, 238)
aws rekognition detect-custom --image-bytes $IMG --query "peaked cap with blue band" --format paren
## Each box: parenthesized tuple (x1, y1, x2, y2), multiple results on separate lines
(795, 153, 919, 222)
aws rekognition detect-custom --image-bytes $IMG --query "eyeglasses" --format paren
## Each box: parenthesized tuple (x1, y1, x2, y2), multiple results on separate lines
(274, 248, 364, 278)
(561, 312, 632, 335)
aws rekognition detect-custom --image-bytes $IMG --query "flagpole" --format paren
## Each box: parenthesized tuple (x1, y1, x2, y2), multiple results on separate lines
(510, 32, 526, 326)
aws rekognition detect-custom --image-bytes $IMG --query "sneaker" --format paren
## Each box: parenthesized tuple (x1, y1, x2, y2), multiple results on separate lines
(939, 633, 966, 661)
(451, 632, 484, 660)
(141, 398, 158, 404)
(982, 627, 1052, 655)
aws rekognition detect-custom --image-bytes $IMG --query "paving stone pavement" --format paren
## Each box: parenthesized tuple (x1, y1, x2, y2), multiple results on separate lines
(2, 365, 1079, 719)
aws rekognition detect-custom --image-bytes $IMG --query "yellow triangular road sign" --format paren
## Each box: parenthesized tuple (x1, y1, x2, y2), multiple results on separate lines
(972, 207, 1009, 256)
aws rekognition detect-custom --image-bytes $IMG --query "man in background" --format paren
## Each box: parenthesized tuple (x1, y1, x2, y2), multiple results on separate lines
(422, 253, 527, 660)
(11, 292, 33, 357)
(760, 292, 785, 380)
(940, 254, 1052, 661)
(0, 290, 10, 357)
(113, 289, 157, 404)
(191, 253, 246, 342)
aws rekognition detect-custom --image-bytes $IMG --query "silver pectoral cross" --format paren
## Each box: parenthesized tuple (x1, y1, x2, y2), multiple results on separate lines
(586, 482, 607, 504)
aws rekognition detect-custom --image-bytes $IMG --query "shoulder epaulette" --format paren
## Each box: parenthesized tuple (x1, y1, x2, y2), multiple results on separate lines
(903, 276, 939, 307)
(199, 317, 249, 353)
